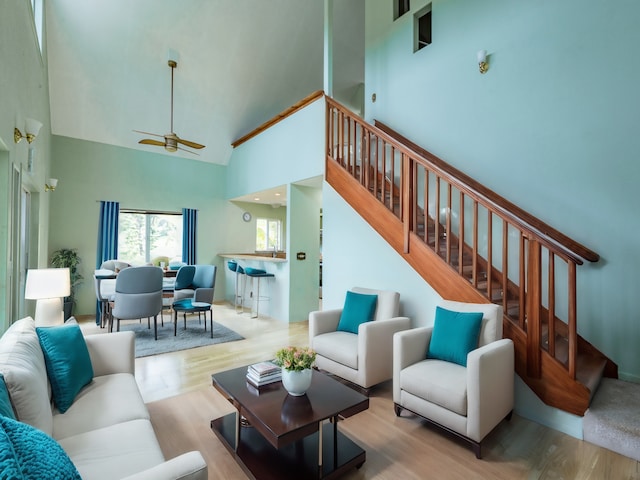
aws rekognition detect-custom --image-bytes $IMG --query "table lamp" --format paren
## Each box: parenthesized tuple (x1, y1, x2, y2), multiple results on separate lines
(24, 268, 71, 326)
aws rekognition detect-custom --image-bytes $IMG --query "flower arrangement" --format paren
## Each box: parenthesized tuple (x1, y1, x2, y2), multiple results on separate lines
(274, 346, 317, 372)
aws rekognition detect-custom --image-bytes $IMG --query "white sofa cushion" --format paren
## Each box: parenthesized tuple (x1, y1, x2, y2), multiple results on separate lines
(400, 359, 468, 416)
(58, 419, 165, 480)
(312, 331, 358, 369)
(53, 373, 150, 440)
(0, 317, 53, 435)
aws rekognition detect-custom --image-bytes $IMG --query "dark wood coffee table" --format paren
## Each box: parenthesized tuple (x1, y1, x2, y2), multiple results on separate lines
(211, 365, 369, 479)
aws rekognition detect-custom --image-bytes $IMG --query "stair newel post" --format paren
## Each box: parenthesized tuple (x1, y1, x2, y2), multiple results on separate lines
(526, 238, 542, 379)
(568, 261, 577, 379)
(402, 153, 411, 254)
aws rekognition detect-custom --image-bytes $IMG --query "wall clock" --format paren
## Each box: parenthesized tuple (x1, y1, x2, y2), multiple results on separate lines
(242, 212, 252, 222)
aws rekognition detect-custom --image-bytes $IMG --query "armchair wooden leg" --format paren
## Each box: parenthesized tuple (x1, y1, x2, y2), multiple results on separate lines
(154, 314, 158, 340)
(472, 441, 482, 459)
(394, 403, 404, 417)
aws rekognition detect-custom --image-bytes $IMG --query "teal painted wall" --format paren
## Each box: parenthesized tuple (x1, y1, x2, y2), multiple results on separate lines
(0, 0, 53, 329)
(287, 184, 322, 322)
(226, 98, 325, 200)
(364, 0, 640, 381)
(49, 136, 231, 315)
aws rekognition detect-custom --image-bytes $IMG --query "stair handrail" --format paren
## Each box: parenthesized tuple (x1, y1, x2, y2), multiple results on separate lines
(326, 97, 599, 266)
(232, 90, 324, 148)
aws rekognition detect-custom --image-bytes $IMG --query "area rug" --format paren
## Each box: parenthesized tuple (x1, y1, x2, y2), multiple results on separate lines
(118, 318, 244, 358)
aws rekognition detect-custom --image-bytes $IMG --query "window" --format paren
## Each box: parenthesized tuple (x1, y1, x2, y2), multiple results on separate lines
(118, 211, 182, 265)
(394, 0, 410, 20)
(415, 5, 432, 52)
(256, 218, 282, 252)
(30, 0, 44, 54)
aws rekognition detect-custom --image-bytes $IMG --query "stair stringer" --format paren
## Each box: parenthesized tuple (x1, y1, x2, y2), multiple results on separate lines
(327, 155, 598, 416)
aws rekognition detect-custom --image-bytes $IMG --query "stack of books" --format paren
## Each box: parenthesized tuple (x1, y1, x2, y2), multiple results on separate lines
(246, 361, 281, 388)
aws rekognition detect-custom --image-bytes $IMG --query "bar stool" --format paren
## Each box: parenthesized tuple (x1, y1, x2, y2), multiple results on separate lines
(244, 267, 275, 318)
(227, 261, 246, 314)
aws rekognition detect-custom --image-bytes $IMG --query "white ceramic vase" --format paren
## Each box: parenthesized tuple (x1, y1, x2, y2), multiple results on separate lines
(281, 368, 312, 396)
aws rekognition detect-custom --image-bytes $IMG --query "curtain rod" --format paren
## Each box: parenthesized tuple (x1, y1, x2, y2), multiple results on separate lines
(96, 202, 197, 215)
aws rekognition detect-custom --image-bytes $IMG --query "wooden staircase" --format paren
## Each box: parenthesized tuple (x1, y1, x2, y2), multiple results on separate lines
(325, 97, 617, 416)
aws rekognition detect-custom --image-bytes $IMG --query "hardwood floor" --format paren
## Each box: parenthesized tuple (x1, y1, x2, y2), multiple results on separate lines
(78, 304, 640, 479)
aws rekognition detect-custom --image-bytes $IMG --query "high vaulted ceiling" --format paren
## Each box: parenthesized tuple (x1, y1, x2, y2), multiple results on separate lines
(45, 0, 364, 166)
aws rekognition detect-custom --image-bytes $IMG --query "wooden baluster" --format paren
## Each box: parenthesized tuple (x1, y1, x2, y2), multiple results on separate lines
(371, 138, 384, 198)
(326, 104, 332, 158)
(346, 116, 352, 172)
(381, 142, 387, 205)
(502, 220, 509, 316)
(486, 211, 493, 300)
(424, 169, 430, 245)
(458, 191, 465, 275)
(362, 130, 369, 184)
(548, 252, 556, 358)
(445, 183, 452, 265)
(337, 110, 344, 165)
(358, 123, 364, 177)
(435, 177, 441, 256)
(389, 147, 395, 212)
(402, 153, 410, 253)
(365, 133, 372, 191)
(568, 262, 577, 379)
(519, 233, 526, 330)
(472, 200, 478, 287)
(526, 239, 542, 379)
(411, 162, 418, 234)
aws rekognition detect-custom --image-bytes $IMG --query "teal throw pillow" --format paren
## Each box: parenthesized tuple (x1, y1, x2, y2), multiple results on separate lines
(0, 374, 16, 420)
(427, 306, 484, 367)
(337, 291, 378, 334)
(0, 415, 81, 479)
(36, 322, 94, 413)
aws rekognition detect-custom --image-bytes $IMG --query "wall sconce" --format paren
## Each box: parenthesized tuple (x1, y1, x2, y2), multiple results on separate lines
(45, 178, 58, 192)
(14, 118, 43, 144)
(477, 50, 489, 74)
(24, 268, 70, 326)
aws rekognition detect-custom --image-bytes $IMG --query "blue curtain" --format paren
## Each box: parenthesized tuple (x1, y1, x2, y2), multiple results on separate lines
(95, 201, 119, 323)
(182, 208, 197, 265)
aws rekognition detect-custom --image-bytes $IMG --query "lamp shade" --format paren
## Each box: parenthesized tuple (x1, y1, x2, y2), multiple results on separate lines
(25, 118, 43, 137)
(25, 268, 70, 299)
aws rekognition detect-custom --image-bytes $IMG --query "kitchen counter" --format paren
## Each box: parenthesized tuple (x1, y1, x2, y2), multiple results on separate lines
(218, 253, 287, 263)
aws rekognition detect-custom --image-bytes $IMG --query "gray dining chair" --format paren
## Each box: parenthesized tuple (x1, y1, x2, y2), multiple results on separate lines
(173, 265, 217, 304)
(110, 266, 163, 340)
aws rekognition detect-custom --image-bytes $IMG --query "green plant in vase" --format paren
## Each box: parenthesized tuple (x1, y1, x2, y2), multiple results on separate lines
(50, 248, 84, 319)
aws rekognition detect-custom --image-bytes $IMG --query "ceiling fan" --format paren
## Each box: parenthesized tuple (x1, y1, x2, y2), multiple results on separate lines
(135, 59, 205, 155)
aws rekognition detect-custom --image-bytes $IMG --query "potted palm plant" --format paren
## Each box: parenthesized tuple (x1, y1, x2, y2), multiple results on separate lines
(50, 248, 83, 320)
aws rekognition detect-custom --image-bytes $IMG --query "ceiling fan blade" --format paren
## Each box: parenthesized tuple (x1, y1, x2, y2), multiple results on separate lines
(176, 145, 200, 156)
(133, 129, 164, 138)
(176, 137, 205, 149)
(139, 139, 166, 147)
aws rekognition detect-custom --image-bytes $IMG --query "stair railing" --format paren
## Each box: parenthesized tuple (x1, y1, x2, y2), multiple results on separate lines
(326, 97, 599, 380)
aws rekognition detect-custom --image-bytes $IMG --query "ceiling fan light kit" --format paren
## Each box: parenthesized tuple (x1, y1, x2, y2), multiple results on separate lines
(135, 56, 205, 155)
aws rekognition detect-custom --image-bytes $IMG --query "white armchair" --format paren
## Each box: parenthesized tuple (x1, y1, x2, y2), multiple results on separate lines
(309, 287, 410, 391)
(393, 300, 514, 458)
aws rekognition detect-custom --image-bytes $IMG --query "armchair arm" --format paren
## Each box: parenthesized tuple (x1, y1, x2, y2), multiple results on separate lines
(120, 451, 207, 480)
(466, 338, 514, 442)
(359, 317, 411, 387)
(84, 331, 135, 376)
(193, 288, 214, 303)
(392, 327, 432, 402)
(309, 309, 342, 340)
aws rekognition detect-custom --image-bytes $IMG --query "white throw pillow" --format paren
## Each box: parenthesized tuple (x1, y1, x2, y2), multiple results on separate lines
(0, 317, 53, 435)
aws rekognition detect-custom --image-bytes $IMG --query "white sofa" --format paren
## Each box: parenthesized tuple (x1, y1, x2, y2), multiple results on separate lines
(0, 317, 207, 480)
